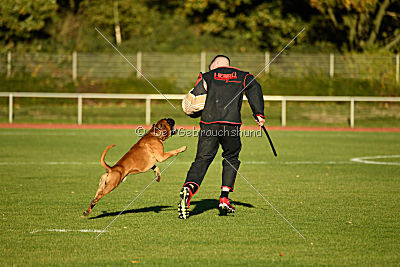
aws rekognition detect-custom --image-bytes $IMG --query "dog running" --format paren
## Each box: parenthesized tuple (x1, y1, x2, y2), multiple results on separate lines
(82, 118, 186, 217)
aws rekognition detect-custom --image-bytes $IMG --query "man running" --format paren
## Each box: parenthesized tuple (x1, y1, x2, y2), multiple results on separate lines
(179, 55, 265, 219)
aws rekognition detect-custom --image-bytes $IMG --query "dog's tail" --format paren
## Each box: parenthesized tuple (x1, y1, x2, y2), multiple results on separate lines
(100, 145, 115, 172)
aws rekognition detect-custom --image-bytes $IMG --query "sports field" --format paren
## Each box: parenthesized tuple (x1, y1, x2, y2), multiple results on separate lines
(1, 127, 399, 265)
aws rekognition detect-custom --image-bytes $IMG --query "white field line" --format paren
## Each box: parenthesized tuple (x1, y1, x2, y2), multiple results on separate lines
(241, 161, 352, 165)
(0, 161, 356, 166)
(0, 162, 99, 165)
(0, 132, 129, 137)
(95, 155, 179, 239)
(2, 157, 399, 166)
(350, 155, 400, 166)
(223, 157, 306, 240)
(0, 132, 388, 138)
(30, 229, 108, 234)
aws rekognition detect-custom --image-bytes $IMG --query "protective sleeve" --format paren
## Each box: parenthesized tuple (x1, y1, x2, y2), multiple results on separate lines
(182, 73, 207, 116)
(244, 74, 264, 118)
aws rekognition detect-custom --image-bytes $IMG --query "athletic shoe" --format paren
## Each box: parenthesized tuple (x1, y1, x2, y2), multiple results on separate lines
(219, 197, 235, 215)
(178, 187, 191, 219)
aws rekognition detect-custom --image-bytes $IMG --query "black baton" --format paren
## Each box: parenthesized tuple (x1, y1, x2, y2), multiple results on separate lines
(253, 114, 277, 157)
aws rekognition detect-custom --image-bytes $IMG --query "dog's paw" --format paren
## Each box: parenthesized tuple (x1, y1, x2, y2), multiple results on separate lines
(154, 167, 162, 182)
(82, 210, 90, 217)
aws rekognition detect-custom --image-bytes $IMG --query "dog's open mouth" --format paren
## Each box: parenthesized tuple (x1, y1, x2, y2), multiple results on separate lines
(166, 118, 176, 135)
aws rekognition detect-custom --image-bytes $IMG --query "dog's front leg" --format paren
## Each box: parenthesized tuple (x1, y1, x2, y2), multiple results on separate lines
(148, 142, 186, 163)
(154, 146, 186, 163)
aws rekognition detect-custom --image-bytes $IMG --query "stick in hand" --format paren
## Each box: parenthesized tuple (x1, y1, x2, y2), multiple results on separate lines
(253, 114, 278, 157)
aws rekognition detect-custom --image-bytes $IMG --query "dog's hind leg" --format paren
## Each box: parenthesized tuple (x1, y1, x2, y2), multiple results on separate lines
(83, 173, 109, 217)
(82, 172, 121, 217)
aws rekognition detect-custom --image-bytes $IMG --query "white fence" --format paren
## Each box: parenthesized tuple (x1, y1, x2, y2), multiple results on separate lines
(1, 92, 399, 128)
(2, 52, 399, 87)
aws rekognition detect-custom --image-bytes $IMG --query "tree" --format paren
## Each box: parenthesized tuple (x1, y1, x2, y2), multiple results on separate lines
(179, 0, 305, 51)
(77, 0, 250, 52)
(0, 0, 58, 50)
(309, 0, 400, 51)
(79, 0, 162, 44)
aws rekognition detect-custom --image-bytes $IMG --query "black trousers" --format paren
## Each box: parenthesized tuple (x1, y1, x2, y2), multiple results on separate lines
(185, 123, 241, 192)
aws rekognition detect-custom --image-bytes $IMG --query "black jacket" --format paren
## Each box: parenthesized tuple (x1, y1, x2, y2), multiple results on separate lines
(189, 66, 264, 125)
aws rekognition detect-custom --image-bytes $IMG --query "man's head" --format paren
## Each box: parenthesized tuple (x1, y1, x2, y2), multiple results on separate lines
(209, 55, 230, 70)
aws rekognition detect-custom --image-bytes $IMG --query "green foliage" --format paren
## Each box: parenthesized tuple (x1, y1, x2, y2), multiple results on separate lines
(77, 0, 256, 52)
(1, 1, 399, 53)
(309, 0, 400, 52)
(79, 0, 158, 42)
(180, 0, 303, 51)
(0, 0, 58, 51)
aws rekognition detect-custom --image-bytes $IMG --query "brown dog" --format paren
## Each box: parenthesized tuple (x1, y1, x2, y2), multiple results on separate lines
(83, 118, 186, 217)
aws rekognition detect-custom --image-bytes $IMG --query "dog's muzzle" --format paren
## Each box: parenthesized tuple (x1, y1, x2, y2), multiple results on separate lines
(165, 118, 176, 135)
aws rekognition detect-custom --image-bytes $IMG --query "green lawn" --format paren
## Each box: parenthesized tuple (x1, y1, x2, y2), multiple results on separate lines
(0, 128, 399, 265)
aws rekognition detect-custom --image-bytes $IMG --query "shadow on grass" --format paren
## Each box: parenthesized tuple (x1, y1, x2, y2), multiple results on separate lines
(89, 205, 172, 219)
(190, 199, 254, 216)
(88, 199, 254, 219)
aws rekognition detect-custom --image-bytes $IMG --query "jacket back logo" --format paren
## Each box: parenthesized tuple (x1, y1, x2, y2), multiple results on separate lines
(214, 72, 241, 83)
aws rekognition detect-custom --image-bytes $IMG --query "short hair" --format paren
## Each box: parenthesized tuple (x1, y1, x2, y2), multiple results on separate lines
(209, 55, 230, 70)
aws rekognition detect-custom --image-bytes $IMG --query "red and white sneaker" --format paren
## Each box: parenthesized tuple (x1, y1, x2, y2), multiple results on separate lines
(178, 187, 192, 219)
(219, 197, 235, 215)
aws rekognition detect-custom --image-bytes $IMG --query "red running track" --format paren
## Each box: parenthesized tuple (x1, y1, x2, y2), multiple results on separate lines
(1, 123, 400, 132)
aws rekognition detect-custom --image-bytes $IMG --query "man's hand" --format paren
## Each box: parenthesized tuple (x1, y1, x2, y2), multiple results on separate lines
(256, 116, 265, 127)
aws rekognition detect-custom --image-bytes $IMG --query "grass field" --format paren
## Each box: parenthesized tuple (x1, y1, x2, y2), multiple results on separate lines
(1, 128, 399, 265)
